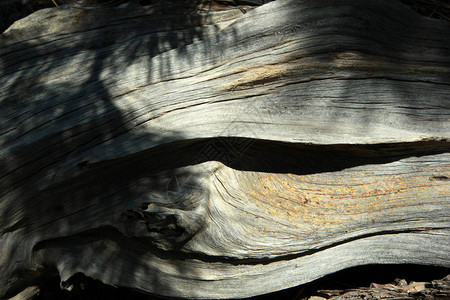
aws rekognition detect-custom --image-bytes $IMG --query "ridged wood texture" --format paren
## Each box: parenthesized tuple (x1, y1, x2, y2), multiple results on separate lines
(0, 0, 449, 298)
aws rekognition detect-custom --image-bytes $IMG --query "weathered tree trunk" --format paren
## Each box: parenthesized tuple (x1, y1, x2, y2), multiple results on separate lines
(0, 0, 449, 298)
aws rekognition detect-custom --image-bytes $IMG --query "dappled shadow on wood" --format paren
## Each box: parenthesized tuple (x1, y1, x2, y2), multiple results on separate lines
(1, 0, 449, 299)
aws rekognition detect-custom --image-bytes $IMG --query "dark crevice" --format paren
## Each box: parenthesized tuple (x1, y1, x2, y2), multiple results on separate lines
(86, 137, 450, 177)
(430, 175, 449, 181)
(23, 137, 447, 215)
(32, 225, 448, 266)
(334, 76, 450, 86)
(146, 226, 450, 264)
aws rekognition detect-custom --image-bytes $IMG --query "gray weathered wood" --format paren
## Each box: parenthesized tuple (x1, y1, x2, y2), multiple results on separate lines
(0, 0, 449, 298)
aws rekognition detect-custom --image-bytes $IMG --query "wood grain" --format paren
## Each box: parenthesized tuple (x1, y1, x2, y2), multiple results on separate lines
(0, 0, 449, 298)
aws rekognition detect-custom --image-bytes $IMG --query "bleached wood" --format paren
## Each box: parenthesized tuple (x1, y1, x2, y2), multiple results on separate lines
(0, 0, 449, 298)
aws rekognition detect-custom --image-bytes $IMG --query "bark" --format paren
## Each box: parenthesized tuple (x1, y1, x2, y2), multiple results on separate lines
(0, 0, 449, 298)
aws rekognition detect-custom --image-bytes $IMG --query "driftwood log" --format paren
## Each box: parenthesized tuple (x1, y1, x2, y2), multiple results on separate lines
(1, 0, 449, 298)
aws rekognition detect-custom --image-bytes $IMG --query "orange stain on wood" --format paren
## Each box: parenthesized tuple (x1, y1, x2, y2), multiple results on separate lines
(239, 168, 449, 229)
(226, 64, 289, 91)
